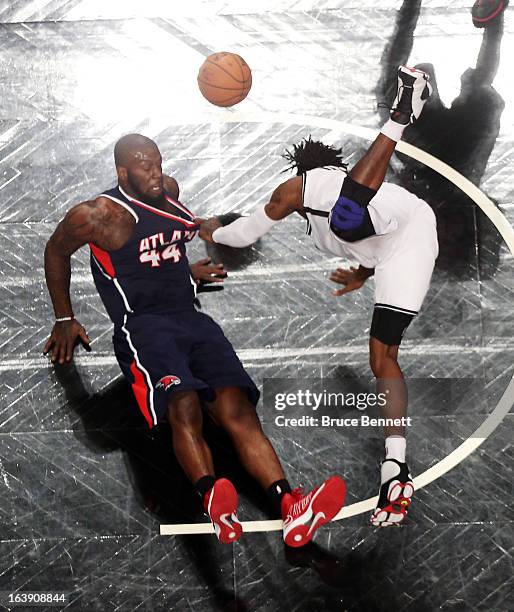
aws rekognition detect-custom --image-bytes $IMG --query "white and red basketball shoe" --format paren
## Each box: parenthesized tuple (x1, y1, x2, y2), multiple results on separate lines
(391, 65, 432, 125)
(281, 476, 346, 548)
(371, 459, 414, 527)
(204, 478, 242, 544)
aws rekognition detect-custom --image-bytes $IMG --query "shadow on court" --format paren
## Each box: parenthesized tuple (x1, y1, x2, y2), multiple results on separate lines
(53, 364, 266, 611)
(376, 0, 506, 280)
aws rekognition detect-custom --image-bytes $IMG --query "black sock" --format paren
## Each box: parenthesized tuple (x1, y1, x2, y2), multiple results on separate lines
(267, 479, 292, 516)
(195, 475, 216, 501)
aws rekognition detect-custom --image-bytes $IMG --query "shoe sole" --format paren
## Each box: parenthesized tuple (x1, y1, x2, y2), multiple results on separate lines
(284, 476, 346, 548)
(371, 480, 414, 528)
(207, 478, 242, 544)
(395, 65, 431, 124)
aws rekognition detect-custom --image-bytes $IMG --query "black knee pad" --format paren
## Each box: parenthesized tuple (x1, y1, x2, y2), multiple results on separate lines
(370, 304, 417, 346)
(329, 176, 377, 242)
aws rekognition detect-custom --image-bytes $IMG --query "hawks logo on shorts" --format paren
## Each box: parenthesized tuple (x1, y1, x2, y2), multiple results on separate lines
(156, 375, 182, 390)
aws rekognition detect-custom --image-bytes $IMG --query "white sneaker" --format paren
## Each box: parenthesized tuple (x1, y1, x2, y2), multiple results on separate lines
(371, 459, 414, 527)
(390, 65, 432, 125)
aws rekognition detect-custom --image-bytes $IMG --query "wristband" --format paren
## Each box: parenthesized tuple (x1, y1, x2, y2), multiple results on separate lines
(55, 316, 75, 323)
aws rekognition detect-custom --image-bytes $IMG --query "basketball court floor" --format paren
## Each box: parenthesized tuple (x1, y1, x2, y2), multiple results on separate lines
(0, 1, 513, 610)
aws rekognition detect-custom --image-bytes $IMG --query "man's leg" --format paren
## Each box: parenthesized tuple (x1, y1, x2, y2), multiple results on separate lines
(210, 387, 346, 548)
(369, 340, 407, 437)
(328, 67, 433, 528)
(190, 306, 346, 547)
(369, 338, 414, 528)
(330, 66, 431, 243)
(167, 390, 215, 482)
(351, 67, 431, 190)
(348, 134, 397, 191)
(167, 390, 242, 544)
(367, 208, 440, 526)
(209, 387, 287, 491)
(367, 209, 437, 528)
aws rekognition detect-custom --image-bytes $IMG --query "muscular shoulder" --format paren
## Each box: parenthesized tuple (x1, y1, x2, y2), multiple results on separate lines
(266, 177, 302, 220)
(63, 197, 118, 233)
(49, 196, 132, 254)
(273, 177, 302, 203)
(66, 196, 111, 224)
(163, 175, 179, 200)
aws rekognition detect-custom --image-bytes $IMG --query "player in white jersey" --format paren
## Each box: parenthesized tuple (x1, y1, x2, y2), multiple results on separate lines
(304, 168, 437, 319)
(199, 66, 436, 527)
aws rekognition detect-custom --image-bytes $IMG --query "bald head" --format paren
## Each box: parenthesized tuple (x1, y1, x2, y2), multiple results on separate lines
(114, 133, 159, 167)
(114, 134, 164, 202)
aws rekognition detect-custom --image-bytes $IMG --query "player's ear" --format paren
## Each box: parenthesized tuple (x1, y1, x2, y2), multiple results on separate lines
(116, 166, 128, 184)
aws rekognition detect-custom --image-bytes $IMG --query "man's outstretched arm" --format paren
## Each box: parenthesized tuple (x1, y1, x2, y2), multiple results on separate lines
(43, 200, 109, 363)
(198, 177, 302, 246)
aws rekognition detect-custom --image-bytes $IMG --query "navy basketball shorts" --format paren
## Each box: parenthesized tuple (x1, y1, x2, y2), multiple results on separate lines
(112, 310, 260, 428)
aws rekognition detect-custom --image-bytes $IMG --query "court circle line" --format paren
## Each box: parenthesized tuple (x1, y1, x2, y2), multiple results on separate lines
(161, 111, 514, 535)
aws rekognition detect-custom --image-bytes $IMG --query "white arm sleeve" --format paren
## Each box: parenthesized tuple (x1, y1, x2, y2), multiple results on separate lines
(211, 205, 278, 247)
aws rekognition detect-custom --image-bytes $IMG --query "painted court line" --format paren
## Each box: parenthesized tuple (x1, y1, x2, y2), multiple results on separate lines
(151, 114, 514, 536)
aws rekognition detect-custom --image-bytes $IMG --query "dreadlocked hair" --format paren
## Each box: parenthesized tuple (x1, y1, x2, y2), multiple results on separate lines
(282, 136, 348, 175)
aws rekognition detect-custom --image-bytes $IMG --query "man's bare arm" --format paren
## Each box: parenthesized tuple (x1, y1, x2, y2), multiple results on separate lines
(43, 199, 111, 363)
(45, 202, 99, 316)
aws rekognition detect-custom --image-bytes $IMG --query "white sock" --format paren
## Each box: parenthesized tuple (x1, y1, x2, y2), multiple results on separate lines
(380, 119, 407, 142)
(385, 435, 406, 463)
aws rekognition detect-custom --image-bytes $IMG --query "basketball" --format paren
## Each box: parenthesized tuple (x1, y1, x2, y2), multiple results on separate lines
(197, 52, 252, 107)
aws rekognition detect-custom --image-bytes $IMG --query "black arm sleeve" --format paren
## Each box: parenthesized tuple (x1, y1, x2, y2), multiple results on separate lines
(341, 175, 377, 205)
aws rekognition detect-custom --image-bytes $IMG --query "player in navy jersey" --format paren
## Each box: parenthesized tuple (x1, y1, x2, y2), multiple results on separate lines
(43, 134, 346, 547)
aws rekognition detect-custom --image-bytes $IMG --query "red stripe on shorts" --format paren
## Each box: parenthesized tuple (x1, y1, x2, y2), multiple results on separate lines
(130, 360, 154, 428)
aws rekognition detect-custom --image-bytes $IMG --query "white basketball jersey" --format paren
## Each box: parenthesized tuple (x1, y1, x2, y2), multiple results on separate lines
(302, 167, 429, 268)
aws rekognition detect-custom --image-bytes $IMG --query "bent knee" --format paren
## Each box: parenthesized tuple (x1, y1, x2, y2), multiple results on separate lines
(167, 392, 203, 431)
(370, 351, 399, 378)
(214, 403, 262, 436)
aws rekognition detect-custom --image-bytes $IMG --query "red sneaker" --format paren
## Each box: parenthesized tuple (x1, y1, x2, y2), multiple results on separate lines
(472, 0, 509, 28)
(204, 478, 242, 544)
(281, 476, 346, 548)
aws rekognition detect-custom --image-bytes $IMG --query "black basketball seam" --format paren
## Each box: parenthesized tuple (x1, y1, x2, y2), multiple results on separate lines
(197, 78, 245, 92)
(205, 91, 247, 106)
(238, 56, 251, 88)
(236, 55, 246, 82)
(221, 92, 247, 104)
(204, 58, 246, 84)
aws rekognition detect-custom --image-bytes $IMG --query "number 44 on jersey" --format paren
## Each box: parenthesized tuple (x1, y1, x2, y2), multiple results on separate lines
(139, 229, 197, 268)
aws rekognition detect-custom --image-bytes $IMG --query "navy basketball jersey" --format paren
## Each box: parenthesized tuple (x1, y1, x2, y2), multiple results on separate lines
(90, 185, 198, 327)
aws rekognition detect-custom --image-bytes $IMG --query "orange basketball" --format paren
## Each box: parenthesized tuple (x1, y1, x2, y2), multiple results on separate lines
(197, 52, 252, 107)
